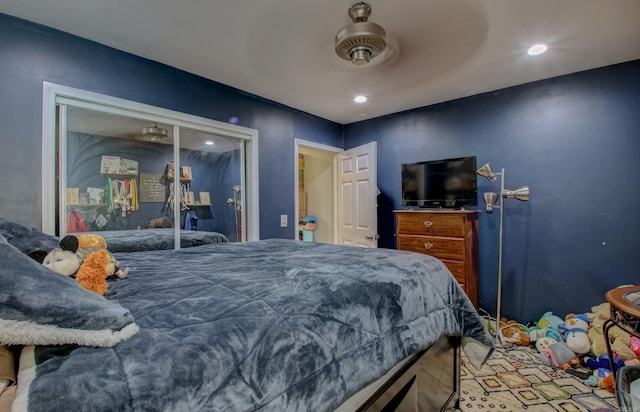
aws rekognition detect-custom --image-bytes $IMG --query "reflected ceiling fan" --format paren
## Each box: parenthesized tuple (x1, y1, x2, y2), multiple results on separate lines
(134, 123, 169, 142)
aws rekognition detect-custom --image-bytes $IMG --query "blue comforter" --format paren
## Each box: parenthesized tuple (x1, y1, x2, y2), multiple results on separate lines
(87, 228, 229, 252)
(16, 239, 492, 412)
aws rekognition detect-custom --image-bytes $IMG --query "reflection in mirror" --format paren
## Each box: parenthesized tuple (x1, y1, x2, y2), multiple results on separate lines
(179, 128, 243, 242)
(64, 106, 244, 244)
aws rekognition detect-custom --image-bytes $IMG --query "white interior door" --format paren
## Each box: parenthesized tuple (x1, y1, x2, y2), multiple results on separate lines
(335, 142, 378, 247)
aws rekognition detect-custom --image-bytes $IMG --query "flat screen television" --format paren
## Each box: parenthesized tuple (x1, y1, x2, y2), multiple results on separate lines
(401, 156, 477, 209)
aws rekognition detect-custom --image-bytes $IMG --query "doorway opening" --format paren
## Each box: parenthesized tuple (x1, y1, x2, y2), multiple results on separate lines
(294, 139, 379, 247)
(294, 139, 342, 244)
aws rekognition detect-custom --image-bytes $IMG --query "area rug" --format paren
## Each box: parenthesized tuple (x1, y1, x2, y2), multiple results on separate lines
(460, 344, 619, 411)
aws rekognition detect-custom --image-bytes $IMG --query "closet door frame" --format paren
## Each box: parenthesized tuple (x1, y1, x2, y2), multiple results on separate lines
(41, 82, 260, 241)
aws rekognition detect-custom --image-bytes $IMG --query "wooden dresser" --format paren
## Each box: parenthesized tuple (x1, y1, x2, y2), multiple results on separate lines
(394, 210, 479, 307)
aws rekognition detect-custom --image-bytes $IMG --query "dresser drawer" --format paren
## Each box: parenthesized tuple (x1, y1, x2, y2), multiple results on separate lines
(397, 235, 465, 260)
(396, 213, 466, 237)
(440, 259, 465, 283)
(394, 210, 479, 307)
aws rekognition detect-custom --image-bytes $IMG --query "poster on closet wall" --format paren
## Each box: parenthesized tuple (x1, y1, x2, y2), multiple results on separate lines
(100, 156, 121, 175)
(120, 158, 139, 175)
(139, 173, 166, 203)
(87, 187, 104, 205)
(100, 156, 139, 175)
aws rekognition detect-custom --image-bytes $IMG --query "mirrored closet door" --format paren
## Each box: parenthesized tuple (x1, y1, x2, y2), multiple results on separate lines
(43, 83, 259, 244)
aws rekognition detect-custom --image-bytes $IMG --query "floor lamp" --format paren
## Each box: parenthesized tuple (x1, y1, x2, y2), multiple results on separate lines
(476, 163, 530, 345)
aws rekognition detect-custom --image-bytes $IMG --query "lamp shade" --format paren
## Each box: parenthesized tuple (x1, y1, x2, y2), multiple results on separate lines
(476, 163, 497, 182)
(503, 186, 530, 201)
(482, 192, 498, 213)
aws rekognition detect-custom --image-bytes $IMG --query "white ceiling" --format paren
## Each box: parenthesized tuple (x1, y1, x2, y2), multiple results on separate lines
(2, 0, 640, 124)
(66, 106, 242, 153)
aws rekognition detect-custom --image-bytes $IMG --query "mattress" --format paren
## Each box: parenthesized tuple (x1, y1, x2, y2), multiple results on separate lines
(3, 235, 493, 411)
(87, 228, 229, 252)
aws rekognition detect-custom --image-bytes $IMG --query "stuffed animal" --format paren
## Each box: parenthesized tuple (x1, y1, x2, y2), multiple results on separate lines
(631, 336, 640, 356)
(559, 314, 590, 355)
(75, 250, 112, 295)
(42, 248, 80, 276)
(40, 248, 80, 276)
(29, 233, 129, 280)
(584, 353, 625, 372)
(72, 233, 107, 249)
(60, 233, 107, 262)
(587, 302, 638, 360)
(146, 216, 173, 229)
(535, 336, 557, 353)
(499, 318, 530, 346)
(584, 368, 616, 393)
(28, 236, 82, 276)
(539, 341, 577, 368)
(61, 234, 129, 279)
(528, 326, 562, 344)
(538, 311, 564, 333)
(75, 249, 120, 295)
(527, 312, 564, 344)
(563, 328, 591, 355)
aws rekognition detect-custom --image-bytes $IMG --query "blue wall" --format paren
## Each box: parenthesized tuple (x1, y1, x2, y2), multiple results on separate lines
(344, 60, 640, 322)
(2, 12, 639, 324)
(66, 133, 240, 238)
(0, 13, 343, 239)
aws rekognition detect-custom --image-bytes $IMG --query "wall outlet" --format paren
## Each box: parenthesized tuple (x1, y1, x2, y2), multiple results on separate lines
(280, 214, 288, 227)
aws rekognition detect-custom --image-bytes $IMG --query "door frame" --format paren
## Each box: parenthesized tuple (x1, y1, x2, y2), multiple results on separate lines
(42, 82, 260, 240)
(293, 138, 343, 242)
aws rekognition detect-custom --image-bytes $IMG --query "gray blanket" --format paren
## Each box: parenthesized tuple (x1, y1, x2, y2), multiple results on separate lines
(16, 239, 493, 412)
(88, 228, 229, 252)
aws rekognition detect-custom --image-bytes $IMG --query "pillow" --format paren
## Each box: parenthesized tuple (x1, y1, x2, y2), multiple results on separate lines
(0, 234, 138, 347)
(0, 218, 60, 255)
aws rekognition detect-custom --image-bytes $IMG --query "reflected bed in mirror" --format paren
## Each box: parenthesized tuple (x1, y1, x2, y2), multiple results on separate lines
(85, 228, 229, 252)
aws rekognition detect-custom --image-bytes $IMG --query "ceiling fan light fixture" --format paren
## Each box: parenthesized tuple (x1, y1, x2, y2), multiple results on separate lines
(135, 122, 169, 142)
(335, 2, 386, 65)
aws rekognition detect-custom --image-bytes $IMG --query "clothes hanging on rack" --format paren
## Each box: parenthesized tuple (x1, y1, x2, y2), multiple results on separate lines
(67, 210, 89, 233)
(105, 177, 139, 216)
(184, 210, 198, 231)
(162, 182, 190, 215)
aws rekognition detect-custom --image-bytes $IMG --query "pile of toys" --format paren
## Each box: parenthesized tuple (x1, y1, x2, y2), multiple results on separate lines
(483, 303, 640, 393)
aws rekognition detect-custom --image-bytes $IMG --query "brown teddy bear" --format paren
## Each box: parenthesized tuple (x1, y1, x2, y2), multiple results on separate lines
(75, 249, 117, 295)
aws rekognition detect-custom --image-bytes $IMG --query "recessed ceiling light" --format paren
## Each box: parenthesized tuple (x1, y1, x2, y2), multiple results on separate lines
(527, 43, 548, 56)
(354, 95, 367, 103)
(205, 141, 214, 145)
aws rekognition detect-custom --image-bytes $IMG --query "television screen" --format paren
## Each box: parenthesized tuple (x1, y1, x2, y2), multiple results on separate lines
(402, 156, 477, 208)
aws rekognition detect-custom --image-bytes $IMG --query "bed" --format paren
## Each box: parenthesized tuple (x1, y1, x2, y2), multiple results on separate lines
(86, 228, 230, 252)
(0, 219, 493, 412)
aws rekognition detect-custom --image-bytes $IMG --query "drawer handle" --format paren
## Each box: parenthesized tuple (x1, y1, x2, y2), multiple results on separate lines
(424, 221, 433, 228)
(424, 242, 433, 250)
